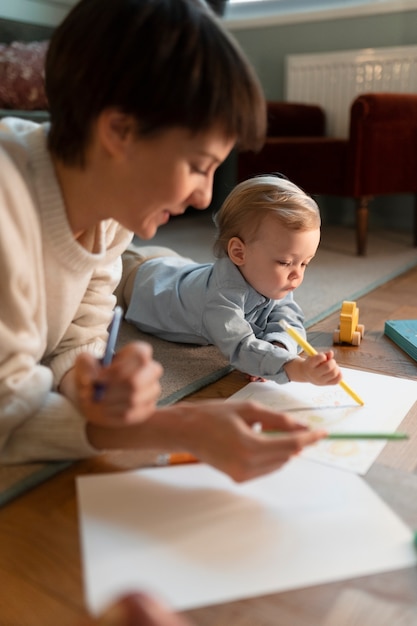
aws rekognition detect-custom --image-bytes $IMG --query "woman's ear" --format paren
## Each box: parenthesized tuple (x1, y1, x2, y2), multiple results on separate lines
(96, 109, 136, 159)
(228, 236, 246, 265)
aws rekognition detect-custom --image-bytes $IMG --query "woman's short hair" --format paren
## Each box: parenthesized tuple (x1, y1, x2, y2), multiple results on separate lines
(46, 0, 266, 166)
(213, 174, 321, 257)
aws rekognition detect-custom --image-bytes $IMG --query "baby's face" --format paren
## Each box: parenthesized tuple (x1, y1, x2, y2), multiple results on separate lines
(236, 216, 320, 300)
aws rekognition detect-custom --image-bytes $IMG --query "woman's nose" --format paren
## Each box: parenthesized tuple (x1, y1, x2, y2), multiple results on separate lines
(188, 177, 213, 211)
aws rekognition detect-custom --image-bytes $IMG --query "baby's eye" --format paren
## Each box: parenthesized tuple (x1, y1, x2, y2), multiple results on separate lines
(302, 259, 314, 268)
(277, 261, 291, 267)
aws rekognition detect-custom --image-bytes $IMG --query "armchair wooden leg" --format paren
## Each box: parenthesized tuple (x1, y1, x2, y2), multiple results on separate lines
(414, 194, 417, 247)
(356, 196, 371, 256)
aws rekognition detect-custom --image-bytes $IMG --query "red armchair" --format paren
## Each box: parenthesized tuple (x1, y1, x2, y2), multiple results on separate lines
(238, 93, 417, 256)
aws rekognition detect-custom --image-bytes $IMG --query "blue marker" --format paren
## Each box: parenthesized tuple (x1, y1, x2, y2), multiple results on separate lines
(94, 306, 123, 401)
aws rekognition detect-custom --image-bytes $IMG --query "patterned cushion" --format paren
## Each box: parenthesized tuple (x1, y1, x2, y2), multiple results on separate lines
(0, 40, 48, 110)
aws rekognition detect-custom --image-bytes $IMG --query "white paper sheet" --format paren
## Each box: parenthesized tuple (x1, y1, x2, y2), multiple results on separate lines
(229, 367, 417, 474)
(77, 458, 416, 615)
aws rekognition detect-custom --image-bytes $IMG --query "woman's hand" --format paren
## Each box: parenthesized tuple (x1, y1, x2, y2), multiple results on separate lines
(180, 400, 326, 482)
(81, 592, 192, 626)
(123, 399, 327, 483)
(66, 341, 163, 427)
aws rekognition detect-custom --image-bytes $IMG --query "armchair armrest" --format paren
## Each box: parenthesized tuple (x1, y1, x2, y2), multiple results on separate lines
(348, 92, 417, 196)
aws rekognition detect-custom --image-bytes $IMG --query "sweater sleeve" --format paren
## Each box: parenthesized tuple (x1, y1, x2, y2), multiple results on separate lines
(0, 373, 99, 464)
(0, 167, 99, 463)
(0, 143, 134, 463)
(46, 221, 132, 387)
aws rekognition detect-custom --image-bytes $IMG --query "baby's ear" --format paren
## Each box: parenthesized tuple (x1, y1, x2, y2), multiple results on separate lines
(228, 236, 246, 265)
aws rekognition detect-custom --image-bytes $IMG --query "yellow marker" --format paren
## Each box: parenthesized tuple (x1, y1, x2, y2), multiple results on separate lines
(279, 319, 365, 406)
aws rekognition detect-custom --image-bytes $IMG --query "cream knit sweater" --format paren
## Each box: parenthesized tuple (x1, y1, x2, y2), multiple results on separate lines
(0, 118, 133, 464)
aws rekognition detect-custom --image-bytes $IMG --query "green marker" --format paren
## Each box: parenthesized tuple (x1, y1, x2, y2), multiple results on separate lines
(326, 432, 409, 440)
(264, 430, 409, 440)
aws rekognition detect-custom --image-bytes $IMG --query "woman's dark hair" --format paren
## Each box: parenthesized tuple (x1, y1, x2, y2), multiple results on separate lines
(46, 0, 266, 166)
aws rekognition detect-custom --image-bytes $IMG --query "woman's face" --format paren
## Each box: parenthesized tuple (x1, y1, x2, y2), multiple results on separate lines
(110, 125, 235, 239)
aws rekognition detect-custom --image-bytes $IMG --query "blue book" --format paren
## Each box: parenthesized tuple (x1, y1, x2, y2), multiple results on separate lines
(384, 319, 417, 362)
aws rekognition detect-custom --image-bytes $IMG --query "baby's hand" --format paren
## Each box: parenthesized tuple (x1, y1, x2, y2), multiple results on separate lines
(302, 350, 342, 386)
(245, 373, 268, 383)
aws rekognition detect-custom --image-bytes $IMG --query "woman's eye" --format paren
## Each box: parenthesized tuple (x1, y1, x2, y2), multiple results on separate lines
(191, 165, 208, 176)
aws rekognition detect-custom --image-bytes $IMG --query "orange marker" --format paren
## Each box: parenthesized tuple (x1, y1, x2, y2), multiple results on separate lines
(156, 452, 199, 466)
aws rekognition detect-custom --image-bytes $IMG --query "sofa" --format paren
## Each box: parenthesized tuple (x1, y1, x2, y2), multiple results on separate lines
(0, 16, 51, 124)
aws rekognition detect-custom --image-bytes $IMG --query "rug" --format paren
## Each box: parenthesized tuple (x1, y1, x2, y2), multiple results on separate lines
(117, 321, 233, 407)
(1, 219, 416, 506)
(298, 226, 417, 327)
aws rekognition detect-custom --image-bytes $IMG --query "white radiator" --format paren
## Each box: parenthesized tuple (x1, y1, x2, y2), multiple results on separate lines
(285, 45, 417, 138)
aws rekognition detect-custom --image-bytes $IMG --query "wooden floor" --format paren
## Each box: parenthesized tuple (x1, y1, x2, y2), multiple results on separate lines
(1, 265, 417, 626)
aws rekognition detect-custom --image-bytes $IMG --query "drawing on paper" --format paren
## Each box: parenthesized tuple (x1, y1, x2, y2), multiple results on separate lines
(228, 367, 416, 475)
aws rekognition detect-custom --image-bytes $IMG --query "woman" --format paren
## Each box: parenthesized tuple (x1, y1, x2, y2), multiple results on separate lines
(0, 0, 324, 478)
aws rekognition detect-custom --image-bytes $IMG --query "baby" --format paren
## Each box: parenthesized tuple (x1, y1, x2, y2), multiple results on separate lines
(118, 174, 341, 386)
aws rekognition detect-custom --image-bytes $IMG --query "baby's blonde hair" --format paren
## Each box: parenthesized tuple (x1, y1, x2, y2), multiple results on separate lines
(213, 174, 321, 258)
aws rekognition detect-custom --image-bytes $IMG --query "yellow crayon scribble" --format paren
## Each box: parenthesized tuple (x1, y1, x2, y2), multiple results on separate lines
(328, 441, 360, 457)
(308, 414, 325, 424)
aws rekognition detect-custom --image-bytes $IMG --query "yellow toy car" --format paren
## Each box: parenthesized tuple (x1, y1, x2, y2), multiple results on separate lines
(333, 300, 365, 346)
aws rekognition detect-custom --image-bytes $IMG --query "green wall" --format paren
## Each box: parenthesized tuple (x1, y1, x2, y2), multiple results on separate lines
(230, 10, 417, 100)
(224, 9, 417, 231)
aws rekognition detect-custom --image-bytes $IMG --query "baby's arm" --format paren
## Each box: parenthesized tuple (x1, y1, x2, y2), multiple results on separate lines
(245, 339, 287, 382)
(284, 350, 342, 386)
